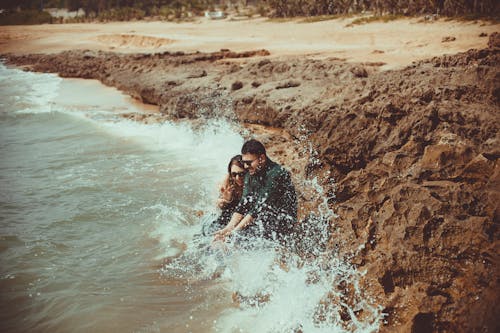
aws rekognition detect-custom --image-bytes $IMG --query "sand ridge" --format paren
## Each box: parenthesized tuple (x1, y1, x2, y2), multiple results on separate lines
(95, 34, 175, 49)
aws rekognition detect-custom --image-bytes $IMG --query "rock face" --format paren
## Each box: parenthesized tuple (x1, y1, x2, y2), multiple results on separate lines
(3, 36, 499, 332)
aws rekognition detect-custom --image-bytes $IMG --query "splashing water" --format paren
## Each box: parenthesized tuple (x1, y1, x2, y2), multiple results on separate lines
(160, 184, 382, 333)
(160, 133, 382, 332)
(0, 62, 381, 332)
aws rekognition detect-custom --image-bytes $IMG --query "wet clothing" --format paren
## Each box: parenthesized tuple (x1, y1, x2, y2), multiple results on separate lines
(235, 159, 297, 240)
(202, 184, 241, 236)
(211, 200, 238, 232)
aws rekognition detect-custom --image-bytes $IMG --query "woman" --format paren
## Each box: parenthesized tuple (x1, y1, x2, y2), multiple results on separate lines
(202, 155, 246, 235)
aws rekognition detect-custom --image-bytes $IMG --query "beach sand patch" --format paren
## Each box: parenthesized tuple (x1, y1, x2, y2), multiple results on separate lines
(95, 34, 175, 49)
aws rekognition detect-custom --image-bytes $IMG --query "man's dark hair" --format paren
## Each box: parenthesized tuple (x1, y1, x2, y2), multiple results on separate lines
(241, 139, 266, 156)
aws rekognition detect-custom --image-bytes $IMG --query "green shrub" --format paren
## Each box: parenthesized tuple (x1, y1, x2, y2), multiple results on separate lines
(0, 10, 52, 25)
(97, 7, 146, 22)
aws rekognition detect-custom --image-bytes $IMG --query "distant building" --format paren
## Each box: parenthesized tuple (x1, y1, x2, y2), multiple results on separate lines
(45, 8, 84, 19)
(204, 11, 226, 19)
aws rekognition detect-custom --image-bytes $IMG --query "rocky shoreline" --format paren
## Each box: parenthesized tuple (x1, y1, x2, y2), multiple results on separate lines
(3, 32, 499, 332)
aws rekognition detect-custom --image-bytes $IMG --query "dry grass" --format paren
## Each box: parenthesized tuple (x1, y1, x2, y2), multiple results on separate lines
(299, 14, 347, 23)
(346, 14, 405, 27)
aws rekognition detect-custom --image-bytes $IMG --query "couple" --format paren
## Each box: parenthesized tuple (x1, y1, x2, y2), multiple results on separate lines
(211, 139, 297, 243)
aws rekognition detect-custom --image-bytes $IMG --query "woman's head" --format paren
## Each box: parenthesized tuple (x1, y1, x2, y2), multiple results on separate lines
(228, 155, 245, 187)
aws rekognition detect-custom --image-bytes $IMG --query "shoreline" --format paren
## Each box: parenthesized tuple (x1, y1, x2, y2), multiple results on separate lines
(1, 20, 499, 332)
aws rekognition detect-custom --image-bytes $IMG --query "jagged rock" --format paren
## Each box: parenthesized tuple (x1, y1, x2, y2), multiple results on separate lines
(276, 80, 301, 89)
(442, 36, 456, 43)
(2, 43, 499, 333)
(487, 32, 500, 48)
(350, 65, 368, 77)
(186, 69, 207, 78)
(231, 81, 243, 90)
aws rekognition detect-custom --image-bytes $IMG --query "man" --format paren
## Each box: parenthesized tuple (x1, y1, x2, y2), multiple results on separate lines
(214, 139, 297, 242)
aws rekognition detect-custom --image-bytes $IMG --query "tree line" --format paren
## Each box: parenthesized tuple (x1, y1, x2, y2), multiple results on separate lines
(1, 0, 498, 18)
(267, 0, 499, 17)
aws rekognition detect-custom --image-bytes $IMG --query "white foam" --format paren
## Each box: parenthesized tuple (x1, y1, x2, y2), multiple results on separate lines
(0, 62, 62, 114)
(212, 248, 381, 333)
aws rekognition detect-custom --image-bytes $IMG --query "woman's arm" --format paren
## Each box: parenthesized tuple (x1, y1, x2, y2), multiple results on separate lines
(213, 212, 243, 241)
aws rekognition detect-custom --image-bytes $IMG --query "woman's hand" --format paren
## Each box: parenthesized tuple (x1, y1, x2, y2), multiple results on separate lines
(213, 227, 232, 242)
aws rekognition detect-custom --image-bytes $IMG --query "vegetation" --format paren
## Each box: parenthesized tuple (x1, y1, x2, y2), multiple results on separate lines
(299, 14, 346, 23)
(266, 0, 499, 18)
(348, 14, 404, 26)
(0, 0, 498, 25)
(0, 9, 53, 25)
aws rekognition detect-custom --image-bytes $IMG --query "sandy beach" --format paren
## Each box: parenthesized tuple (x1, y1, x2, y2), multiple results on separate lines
(1, 16, 499, 333)
(1, 17, 498, 69)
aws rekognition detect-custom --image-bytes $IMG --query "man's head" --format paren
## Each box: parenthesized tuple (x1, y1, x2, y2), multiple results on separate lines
(241, 139, 267, 175)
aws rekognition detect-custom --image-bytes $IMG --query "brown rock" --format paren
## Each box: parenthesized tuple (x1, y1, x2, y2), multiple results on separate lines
(275, 80, 301, 89)
(350, 65, 368, 77)
(487, 32, 500, 48)
(459, 153, 496, 182)
(441, 36, 456, 43)
(3, 42, 499, 333)
(231, 81, 244, 90)
(186, 69, 207, 78)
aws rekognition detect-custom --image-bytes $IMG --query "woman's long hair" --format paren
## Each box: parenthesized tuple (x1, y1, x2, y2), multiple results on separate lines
(227, 154, 244, 174)
(227, 155, 245, 199)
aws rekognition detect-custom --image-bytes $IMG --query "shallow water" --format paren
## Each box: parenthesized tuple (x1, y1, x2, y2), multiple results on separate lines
(0, 63, 381, 332)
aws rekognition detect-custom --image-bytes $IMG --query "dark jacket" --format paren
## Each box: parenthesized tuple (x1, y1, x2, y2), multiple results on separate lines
(235, 158, 297, 238)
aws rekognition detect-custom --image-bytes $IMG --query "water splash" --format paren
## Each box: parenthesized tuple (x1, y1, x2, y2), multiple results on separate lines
(158, 138, 382, 333)
(0, 62, 62, 114)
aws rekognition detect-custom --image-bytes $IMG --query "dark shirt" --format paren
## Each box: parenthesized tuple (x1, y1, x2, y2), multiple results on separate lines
(235, 158, 297, 223)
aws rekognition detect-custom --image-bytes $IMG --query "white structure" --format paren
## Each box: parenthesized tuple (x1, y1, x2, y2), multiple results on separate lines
(45, 8, 85, 18)
(204, 11, 226, 19)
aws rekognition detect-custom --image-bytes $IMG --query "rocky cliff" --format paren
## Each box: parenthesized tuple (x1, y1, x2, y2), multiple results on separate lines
(3, 33, 498, 332)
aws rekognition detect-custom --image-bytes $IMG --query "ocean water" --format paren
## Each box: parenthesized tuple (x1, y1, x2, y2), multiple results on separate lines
(0, 63, 381, 333)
